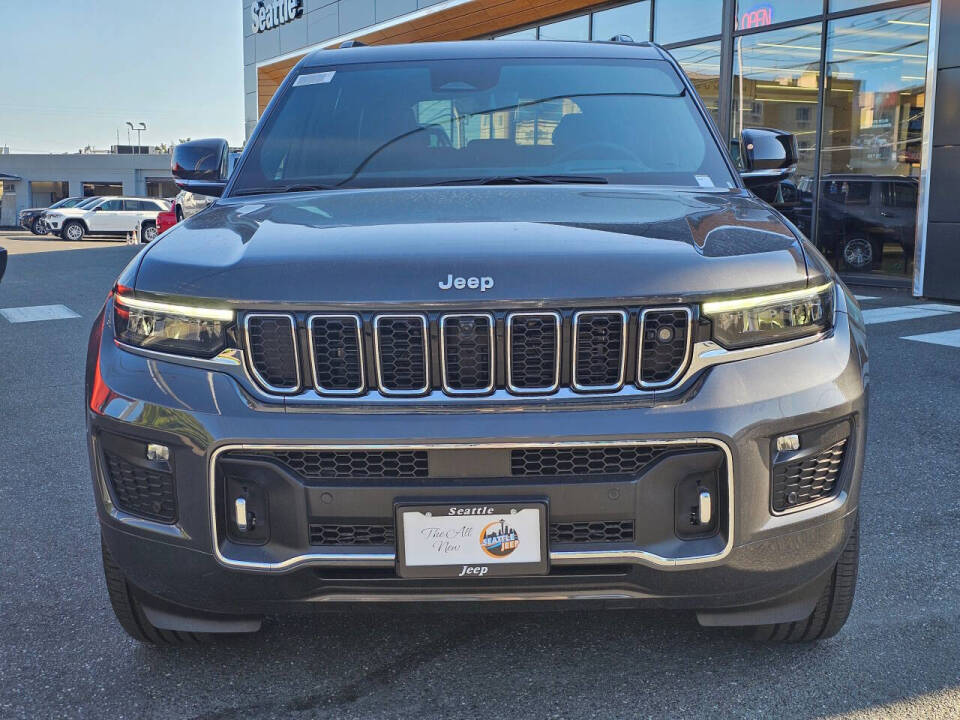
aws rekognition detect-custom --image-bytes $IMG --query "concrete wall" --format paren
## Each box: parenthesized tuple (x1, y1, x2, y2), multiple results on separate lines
(0, 153, 172, 225)
(242, 0, 445, 137)
(924, 0, 960, 301)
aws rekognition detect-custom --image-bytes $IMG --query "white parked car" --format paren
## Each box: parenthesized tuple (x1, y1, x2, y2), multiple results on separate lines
(43, 196, 171, 242)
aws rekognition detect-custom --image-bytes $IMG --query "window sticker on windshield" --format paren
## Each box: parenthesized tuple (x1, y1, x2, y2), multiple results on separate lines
(694, 175, 715, 188)
(294, 71, 336, 87)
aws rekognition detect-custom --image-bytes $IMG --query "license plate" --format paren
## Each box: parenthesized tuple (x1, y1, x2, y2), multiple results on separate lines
(395, 501, 548, 579)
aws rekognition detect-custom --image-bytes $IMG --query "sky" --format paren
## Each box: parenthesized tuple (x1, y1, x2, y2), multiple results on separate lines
(0, 0, 244, 153)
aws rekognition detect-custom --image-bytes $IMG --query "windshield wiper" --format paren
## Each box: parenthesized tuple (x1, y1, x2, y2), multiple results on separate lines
(428, 175, 609, 187)
(233, 183, 334, 196)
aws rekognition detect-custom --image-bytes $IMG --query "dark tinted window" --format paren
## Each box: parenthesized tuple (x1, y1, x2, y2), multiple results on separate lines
(232, 57, 734, 194)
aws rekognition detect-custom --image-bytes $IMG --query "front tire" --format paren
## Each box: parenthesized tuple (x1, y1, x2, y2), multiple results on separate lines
(750, 514, 859, 643)
(141, 221, 157, 243)
(61, 220, 85, 241)
(30, 217, 47, 235)
(101, 536, 207, 646)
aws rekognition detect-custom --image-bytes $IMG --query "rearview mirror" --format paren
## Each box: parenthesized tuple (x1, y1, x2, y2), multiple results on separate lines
(171, 138, 230, 197)
(736, 127, 798, 191)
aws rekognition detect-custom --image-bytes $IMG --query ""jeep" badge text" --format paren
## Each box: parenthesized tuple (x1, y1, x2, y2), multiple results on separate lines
(438, 274, 494, 292)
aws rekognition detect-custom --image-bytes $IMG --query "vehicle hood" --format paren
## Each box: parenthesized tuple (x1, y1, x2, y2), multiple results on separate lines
(45, 207, 88, 217)
(135, 186, 809, 305)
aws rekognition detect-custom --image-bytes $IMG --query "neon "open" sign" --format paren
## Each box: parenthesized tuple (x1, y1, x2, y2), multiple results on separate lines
(740, 5, 774, 29)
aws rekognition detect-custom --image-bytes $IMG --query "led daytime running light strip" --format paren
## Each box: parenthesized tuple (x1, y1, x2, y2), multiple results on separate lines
(115, 293, 235, 321)
(702, 282, 834, 315)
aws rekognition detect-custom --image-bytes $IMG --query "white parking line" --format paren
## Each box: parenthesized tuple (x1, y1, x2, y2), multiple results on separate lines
(854, 295, 879, 301)
(861, 306, 955, 325)
(902, 329, 960, 348)
(911, 303, 960, 313)
(0, 304, 81, 323)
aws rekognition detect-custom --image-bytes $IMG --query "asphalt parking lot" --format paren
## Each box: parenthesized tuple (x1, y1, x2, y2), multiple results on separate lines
(1, 230, 958, 719)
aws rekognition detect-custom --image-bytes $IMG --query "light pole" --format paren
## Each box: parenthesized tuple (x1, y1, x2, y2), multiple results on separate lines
(125, 121, 147, 151)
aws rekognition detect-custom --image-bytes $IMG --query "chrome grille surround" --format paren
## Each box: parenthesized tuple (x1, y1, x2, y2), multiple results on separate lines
(243, 313, 301, 394)
(307, 313, 366, 396)
(571, 309, 628, 392)
(505, 311, 562, 394)
(373, 314, 430, 396)
(208, 438, 736, 573)
(637, 306, 694, 389)
(439, 313, 496, 395)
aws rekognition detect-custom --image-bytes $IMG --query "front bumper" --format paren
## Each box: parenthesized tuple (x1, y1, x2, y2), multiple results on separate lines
(88, 296, 867, 622)
(44, 216, 62, 231)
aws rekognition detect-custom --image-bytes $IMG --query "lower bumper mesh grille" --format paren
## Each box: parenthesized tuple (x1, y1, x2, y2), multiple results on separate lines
(550, 520, 635, 543)
(253, 449, 429, 480)
(308, 521, 633, 546)
(103, 451, 177, 523)
(511, 445, 695, 477)
(310, 524, 396, 545)
(773, 439, 847, 511)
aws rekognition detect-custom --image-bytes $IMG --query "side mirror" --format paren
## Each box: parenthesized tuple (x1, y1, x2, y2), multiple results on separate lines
(737, 127, 798, 191)
(92, 206, 101, 211)
(171, 138, 229, 197)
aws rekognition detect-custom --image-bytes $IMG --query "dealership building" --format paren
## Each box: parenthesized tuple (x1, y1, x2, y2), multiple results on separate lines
(0, 150, 176, 228)
(241, 0, 952, 300)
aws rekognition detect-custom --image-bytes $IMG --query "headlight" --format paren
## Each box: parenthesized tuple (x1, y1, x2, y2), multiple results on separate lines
(701, 282, 834, 349)
(114, 292, 235, 357)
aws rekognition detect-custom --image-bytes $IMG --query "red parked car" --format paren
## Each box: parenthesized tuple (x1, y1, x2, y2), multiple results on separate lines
(156, 205, 178, 235)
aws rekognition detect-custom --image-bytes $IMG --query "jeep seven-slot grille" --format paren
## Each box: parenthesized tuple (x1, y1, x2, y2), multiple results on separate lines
(573, 311, 626, 390)
(375, 316, 429, 393)
(245, 314, 300, 391)
(507, 313, 560, 391)
(639, 309, 692, 387)
(772, 439, 847, 512)
(441, 314, 494, 393)
(241, 308, 694, 397)
(309, 315, 364, 394)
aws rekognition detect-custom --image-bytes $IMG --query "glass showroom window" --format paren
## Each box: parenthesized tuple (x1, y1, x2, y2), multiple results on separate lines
(655, 0, 722, 44)
(538, 15, 590, 41)
(817, 4, 930, 277)
(732, 23, 823, 238)
(671, 41, 722, 125)
(495, 28, 536, 39)
(735, 0, 822, 29)
(592, 2, 650, 41)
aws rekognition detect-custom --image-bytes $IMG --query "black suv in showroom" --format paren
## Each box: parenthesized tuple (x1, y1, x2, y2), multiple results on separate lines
(86, 40, 867, 645)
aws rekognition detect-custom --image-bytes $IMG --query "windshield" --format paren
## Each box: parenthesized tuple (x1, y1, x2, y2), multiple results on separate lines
(50, 197, 81, 209)
(76, 197, 102, 209)
(231, 57, 734, 194)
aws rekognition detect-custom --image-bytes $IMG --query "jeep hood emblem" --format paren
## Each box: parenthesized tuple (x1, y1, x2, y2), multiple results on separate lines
(438, 274, 494, 292)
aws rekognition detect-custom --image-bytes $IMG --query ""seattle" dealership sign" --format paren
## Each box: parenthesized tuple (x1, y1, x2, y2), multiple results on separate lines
(251, 0, 303, 33)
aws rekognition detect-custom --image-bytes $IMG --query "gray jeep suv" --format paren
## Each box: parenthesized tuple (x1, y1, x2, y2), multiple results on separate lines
(86, 40, 867, 645)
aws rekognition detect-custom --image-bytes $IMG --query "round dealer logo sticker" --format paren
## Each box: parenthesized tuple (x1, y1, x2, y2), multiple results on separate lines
(480, 519, 520, 558)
